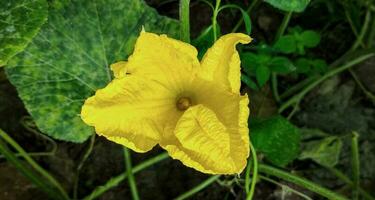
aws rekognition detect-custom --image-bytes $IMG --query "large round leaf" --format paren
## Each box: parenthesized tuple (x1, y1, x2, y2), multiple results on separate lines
(0, 0, 48, 66)
(264, 0, 310, 13)
(5, 0, 179, 142)
(251, 116, 301, 167)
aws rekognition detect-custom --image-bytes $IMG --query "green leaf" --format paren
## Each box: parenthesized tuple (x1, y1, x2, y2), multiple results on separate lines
(299, 134, 343, 167)
(300, 30, 320, 48)
(255, 65, 271, 87)
(256, 43, 274, 55)
(238, 7, 252, 35)
(295, 58, 327, 75)
(273, 35, 297, 54)
(269, 56, 296, 74)
(241, 74, 258, 90)
(264, 0, 311, 12)
(0, 0, 48, 66)
(250, 116, 301, 167)
(295, 58, 311, 73)
(311, 59, 328, 73)
(241, 52, 258, 75)
(5, 0, 179, 142)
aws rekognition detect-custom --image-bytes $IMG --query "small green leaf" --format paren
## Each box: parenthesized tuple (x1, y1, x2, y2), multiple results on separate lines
(300, 30, 320, 48)
(273, 35, 297, 54)
(0, 0, 48, 66)
(239, 8, 252, 35)
(255, 65, 271, 87)
(269, 57, 296, 74)
(256, 43, 274, 55)
(241, 74, 258, 90)
(251, 116, 301, 167)
(241, 52, 258, 75)
(295, 58, 328, 75)
(299, 135, 343, 167)
(295, 58, 311, 73)
(5, 0, 179, 142)
(312, 59, 328, 73)
(264, 0, 311, 12)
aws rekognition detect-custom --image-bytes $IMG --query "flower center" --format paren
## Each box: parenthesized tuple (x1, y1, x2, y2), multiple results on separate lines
(176, 97, 192, 111)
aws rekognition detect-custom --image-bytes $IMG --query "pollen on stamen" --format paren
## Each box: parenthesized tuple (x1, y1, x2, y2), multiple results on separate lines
(176, 97, 191, 111)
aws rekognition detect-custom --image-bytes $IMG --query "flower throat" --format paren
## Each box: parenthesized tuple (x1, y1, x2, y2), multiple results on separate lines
(176, 97, 192, 111)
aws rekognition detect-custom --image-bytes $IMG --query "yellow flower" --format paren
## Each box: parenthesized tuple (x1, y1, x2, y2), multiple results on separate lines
(81, 31, 252, 174)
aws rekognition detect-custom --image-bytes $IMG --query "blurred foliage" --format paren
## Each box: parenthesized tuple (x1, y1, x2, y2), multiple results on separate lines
(299, 129, 343, 167)
(296, 78, 375, 179)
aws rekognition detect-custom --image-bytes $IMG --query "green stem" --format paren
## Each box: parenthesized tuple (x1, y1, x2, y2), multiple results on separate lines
(351, 132, 360, 200)
(272, 11, 292, 103)
(346, 9, 375, 104)
(179, 0, 190, 43)
(84, 152, 169, 200)
(0, 129, 69, 200)
(279, 51, 375, 113)
(287, 103, 299, 120)
(258, 164, 349, 200)
(349, 69, 375, 102)
(259, 175, 313, 200)
(174, 175, 220, 200)
(350, 10, 371, 51)
(275, 11, 292, 42)
(0, 139, 63, 200)
(198, 0, 214, 11)
(246, 141, 258, 200)
(346, 11, 359, 36)
(244, 159, 252, 194)
(212, 0, 221, 41)
(232, 0, 259, 32)
(271, 73, 281, 103)
(73, 134, 96, 200)
(327, 167, 375, 200)
(124, 148, 140, 200)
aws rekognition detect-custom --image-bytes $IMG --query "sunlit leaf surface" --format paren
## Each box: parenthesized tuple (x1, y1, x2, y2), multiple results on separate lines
(0, 0, 48, 66)
(5, 0, 179, 142)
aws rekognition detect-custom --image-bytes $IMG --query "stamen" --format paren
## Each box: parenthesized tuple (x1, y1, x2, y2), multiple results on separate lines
(176, 97, 191, 111)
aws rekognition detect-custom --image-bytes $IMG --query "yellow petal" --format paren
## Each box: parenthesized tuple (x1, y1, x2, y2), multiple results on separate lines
(110, 61, 127, 78)
(125, 32, 200, 93)
(106, 135, 155, 153)
(161, 104, 246, 174)
(188, 77, 250, 173)
(234, 95, 250, 170)
(199, 33, 252, 93)
(81, 76, 179, 152)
